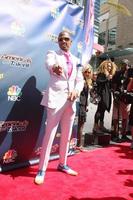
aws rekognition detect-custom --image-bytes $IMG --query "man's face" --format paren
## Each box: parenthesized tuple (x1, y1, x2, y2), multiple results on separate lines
(121, 63, 129, 72)
(58, 32, 72, 52)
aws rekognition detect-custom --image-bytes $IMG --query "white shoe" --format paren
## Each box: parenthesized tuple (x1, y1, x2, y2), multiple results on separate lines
(57, 164, 78, 176)
(130, 142, 133, 149)
(34, 170, 45, 185)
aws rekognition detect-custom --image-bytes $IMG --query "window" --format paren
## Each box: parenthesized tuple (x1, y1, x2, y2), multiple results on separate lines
(98, 31, 106, 45)
(100, 0, 107, 5)
(108, 27, 117, 45)
(98, 27, 117, 47)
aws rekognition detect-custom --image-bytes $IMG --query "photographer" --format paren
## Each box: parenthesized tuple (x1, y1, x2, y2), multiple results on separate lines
(111, 59, 131, 142)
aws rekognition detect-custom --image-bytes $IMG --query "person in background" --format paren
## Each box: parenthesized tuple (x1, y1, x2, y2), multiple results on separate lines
(76, 64, 93, 151)
(127, 74, 133, 148)
(89, 70, 99, 105)
(34, 31, 84, 185)
(92, 71, 98, 82)
(111, 59, 131, 142)
(93, 60, 117, 133)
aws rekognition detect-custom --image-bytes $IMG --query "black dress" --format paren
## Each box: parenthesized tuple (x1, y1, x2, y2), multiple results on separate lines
(77, 82, 89, 147)
(78, 83, 89, 123)
(94, 73, 112, 124)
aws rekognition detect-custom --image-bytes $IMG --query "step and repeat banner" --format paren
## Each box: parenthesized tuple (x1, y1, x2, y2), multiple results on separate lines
(0, 0, 85, 171)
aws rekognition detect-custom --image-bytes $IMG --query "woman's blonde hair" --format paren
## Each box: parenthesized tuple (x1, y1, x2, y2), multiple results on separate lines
(98, 60, 117, 76)
(82, 64, 93, 88)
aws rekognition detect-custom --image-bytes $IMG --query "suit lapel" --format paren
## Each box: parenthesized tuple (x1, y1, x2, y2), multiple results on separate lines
(56, 50, 69, 79)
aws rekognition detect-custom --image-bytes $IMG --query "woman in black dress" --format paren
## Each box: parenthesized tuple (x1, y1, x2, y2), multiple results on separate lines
(93, 60, 117, 133)
(76, 64, 93, 151)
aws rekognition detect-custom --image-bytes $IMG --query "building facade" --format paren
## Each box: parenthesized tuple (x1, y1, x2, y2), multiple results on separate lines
(99, 0, 133, 63)
(94, 0, 101, 42)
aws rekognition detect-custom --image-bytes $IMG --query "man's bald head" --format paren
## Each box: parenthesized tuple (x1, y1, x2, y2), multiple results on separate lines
(58, 31, 72, 52)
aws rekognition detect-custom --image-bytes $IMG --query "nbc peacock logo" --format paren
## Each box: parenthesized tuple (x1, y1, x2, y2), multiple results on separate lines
(50, 7, 60, 19)
(11, 20, 25, 37)
(3, 149, 17, 164)
(7, 85, 22, 101)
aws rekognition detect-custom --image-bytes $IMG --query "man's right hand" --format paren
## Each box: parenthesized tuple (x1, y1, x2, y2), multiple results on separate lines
(52, 65, 63, 76)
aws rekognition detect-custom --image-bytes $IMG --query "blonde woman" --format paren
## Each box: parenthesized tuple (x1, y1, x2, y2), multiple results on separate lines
(76, 64, 93, 151)
(93, 60, 117, 133)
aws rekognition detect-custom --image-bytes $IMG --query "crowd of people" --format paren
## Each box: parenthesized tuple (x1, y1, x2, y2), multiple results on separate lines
(76, 58, 133, 151)
(34, 30, 133, 185)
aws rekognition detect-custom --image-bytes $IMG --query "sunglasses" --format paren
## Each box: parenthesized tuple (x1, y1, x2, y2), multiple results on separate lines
(84, 71, 91, 74)
(58, 37, 70, 42)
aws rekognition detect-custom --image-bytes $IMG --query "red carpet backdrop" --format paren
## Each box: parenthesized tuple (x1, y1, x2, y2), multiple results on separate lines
(0, 143, 133, 200)
(0, 0, 95, 171)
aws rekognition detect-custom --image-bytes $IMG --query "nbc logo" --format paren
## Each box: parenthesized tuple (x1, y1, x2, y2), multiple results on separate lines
(7, 85, 22, 101)
(11, 20, 25, 37)
(51, 7, 60, 19)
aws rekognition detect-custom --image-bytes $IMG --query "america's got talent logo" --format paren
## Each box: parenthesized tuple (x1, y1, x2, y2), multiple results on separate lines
(0, 54, 32, 68)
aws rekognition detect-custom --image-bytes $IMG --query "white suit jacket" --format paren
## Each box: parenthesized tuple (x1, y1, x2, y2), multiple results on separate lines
(41, 49, 84, 109)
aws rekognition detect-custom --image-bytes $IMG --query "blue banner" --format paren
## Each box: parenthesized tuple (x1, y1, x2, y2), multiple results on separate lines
(0, 0, 92, 171)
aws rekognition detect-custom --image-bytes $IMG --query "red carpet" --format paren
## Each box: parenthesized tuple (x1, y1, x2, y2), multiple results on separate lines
(0, 143, 133, 200)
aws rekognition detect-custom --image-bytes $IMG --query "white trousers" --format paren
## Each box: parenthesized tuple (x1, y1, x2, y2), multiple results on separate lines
(38, 100, 76, 172)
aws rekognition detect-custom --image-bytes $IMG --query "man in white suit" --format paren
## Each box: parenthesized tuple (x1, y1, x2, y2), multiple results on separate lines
(35, 31, 84, 185)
